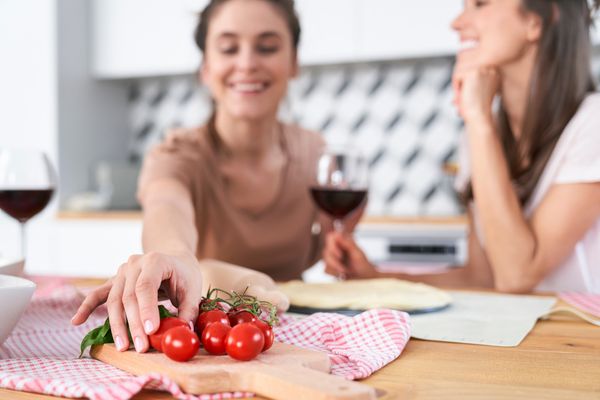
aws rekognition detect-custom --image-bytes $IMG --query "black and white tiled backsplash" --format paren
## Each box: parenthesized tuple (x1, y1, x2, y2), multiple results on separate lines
(128, 54, 600, 216)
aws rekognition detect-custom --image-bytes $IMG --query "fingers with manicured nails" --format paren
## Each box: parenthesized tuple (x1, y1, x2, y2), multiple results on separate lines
(135, 259, 168, 337)
(123, 266, 148, 353)
(71, 280, 112, 325)
(106, 269, 129, 352)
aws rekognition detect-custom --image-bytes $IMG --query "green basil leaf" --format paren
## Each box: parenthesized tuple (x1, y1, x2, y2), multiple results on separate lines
(79, 317, 113, 358)
(79, 305, 175, 358)
(158, 304, 175, 319)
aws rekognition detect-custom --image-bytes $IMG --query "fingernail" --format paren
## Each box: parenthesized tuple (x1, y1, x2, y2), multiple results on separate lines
(188, 320, 194, 330)
(115, 336, 125, 351)
(144, 320, 153, 334)
(134, 336, 143, 353)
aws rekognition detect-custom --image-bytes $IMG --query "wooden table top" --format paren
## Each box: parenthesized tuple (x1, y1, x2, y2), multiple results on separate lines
(2, 280, 599, 400)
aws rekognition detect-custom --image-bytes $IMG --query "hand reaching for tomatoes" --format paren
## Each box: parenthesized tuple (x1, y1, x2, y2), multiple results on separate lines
(72, 251, 204, 354)
(80, 286, 278, 363)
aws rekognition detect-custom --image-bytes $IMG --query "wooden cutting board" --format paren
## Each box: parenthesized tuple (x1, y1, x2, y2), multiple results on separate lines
(91, 342, 377, 400)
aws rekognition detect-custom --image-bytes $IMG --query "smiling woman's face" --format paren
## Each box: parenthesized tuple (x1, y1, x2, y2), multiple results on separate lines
(451, 0, 542, 69)
(201, 0, 298, 121)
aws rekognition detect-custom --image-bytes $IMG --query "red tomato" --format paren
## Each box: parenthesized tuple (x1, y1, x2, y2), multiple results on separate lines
(196, 309, 230, 336)
(201, 322, 231, 355)
(225, 322, 265, 361)
(162, 326, 200, 362)
(228, 310, 257, 327)
(253, 319, 274, 352)
(148, 317, 189, 352)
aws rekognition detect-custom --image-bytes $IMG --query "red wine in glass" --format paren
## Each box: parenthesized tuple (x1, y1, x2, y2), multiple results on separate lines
(0, 189, 54, 223)
(310, 147, 369, 233)
(0, 149, 56, 259)
(310, 187, 367, 220)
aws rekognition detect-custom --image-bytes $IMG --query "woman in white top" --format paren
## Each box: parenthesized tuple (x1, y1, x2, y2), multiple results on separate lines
(324, 0, 600, 293)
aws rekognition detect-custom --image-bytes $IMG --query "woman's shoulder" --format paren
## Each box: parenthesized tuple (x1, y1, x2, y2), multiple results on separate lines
(566, 92, 600, 138)
(282, 123, 325, 150)
(150, 125, 213, 156)
(161, 126, 206, 148)
(548, 91, 600, 185)
(573, 92, 600, 122)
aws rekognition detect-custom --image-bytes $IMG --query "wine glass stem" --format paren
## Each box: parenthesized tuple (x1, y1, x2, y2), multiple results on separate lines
(333, 219, 344, 233)
(20, 222, 26, 259)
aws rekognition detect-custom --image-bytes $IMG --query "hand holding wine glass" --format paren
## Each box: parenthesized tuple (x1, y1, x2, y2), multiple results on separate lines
(310, 146, 368, 277)
(0, 148, 56, 260)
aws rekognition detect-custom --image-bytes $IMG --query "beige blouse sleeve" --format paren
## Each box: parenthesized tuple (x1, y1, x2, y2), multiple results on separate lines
(136, 128, 202, 203)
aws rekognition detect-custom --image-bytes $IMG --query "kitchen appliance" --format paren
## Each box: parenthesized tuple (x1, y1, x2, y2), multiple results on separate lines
(355, 222, 468, 270)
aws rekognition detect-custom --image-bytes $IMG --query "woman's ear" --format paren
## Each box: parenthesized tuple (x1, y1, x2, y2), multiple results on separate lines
(526, 15, 543, 42)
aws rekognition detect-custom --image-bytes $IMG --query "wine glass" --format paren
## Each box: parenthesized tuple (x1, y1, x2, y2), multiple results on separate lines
(0, 149, 57, 259)
(310, 146, 369, 233)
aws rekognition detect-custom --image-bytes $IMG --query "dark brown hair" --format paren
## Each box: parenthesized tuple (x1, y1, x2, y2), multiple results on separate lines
(464, 0, 598, 205)
(193, 0, 301, 54)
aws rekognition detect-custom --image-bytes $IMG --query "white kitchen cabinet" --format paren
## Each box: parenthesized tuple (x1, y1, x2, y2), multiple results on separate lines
(295, 0, 360, 65)
(356, 0, 461, 61)
(91, 0, 463, 77)
(91, 0, 208, 78)
(53, 219, 143, 277)
(92, 0, 360, 75)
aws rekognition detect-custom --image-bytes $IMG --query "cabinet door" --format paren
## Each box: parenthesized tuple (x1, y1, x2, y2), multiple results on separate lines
(295, 0, 359, 65)
(92, 0, 208, 78)
(356, 0, 462, 61)
(55, 220, 143, 277)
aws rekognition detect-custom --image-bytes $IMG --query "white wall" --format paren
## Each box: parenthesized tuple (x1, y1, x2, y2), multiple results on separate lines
(0, 0, 136, 276)
(57, 0, 130, 205)
(0, 0, 58, 266)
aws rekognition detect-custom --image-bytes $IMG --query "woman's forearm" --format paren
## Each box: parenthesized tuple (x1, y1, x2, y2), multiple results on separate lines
(140, 181, 199, 258)
(467, 119, 539, 291)
(142, 202, 198, 257)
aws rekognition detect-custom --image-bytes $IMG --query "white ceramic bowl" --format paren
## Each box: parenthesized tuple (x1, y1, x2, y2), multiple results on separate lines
(0, 257, 25, 276)
(0, 274, 36, 346)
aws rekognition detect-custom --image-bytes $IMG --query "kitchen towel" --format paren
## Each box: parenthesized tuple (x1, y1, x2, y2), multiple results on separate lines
(410, 291, 556, 347)
(559, 292, 600, 318)
(0, 284, 410, 400)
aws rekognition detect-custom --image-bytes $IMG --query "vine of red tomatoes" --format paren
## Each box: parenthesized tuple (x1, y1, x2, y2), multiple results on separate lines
(80, 287, 278, 363)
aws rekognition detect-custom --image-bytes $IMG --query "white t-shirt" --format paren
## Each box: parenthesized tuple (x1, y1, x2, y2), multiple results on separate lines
(455, 92, 600, 293)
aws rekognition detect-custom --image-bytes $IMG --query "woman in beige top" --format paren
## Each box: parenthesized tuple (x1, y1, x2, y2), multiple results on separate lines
(72, 0, 328, 353)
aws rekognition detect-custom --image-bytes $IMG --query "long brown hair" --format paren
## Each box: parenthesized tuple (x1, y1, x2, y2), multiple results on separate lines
(464, 0, 599, 204)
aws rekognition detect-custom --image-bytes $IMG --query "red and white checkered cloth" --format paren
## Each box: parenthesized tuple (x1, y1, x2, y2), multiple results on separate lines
(559, 292, 600, 318)
(0, 283, 411, 399)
